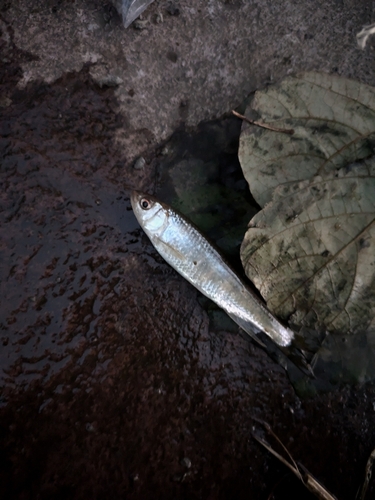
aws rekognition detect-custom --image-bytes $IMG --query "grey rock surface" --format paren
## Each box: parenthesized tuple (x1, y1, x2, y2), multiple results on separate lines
(2, 3, 375, 497)
(3, 0, 375, 162)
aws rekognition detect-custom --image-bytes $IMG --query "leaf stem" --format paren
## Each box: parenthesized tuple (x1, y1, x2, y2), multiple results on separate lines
(232, 110, 294, 135)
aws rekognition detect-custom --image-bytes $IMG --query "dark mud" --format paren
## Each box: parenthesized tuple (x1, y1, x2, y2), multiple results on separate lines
(1, 56, 375, 500)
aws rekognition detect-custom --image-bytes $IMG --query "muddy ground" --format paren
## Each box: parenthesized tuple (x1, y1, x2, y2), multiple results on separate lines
(3, 0, 375, 162)
(1, 1, 375, 500)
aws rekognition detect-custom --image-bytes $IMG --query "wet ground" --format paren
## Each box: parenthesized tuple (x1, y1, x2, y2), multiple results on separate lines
(2, 48, 375, 500)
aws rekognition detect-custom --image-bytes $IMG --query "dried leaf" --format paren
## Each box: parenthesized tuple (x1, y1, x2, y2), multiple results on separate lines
(240, 157, 375, 336)
(238, 72, 375, 207)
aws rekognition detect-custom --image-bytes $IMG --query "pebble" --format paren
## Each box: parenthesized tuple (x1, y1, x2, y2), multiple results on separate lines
(161, 144, 172, 156)
(166, 4, 180, 16)
(133, 19, 149, 30)
(134, 156, 146, 170)
(0, 97, 12, 108)
(181, 457, 191, 468)
(155, 12, 164, 24)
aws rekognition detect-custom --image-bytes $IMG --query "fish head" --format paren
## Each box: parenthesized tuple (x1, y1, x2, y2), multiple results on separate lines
(131, 191, 168, 234)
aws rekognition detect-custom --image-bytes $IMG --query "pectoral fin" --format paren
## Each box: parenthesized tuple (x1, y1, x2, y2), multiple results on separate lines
(228, 313, 314, 378)
(155, 239, 187, 263)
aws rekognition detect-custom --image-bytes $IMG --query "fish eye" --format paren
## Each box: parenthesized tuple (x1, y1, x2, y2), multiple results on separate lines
(140, 198, 151, 210)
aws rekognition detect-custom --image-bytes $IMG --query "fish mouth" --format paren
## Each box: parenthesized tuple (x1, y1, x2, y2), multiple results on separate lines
(130, 190, 142, 209)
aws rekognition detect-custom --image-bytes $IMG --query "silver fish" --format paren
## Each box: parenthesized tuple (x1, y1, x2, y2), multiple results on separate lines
(131, 191, 294, 347)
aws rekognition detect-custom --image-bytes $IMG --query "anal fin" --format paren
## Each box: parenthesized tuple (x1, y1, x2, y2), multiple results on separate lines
(227, 312, 266, 348)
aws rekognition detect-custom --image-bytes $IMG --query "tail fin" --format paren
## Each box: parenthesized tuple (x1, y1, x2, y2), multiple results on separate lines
(227, 312, 314, 378)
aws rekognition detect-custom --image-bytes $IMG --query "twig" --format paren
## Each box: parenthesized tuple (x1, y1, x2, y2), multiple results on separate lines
(123, 183, 139, 191)
(263, 421, 303, 482)
(253, 434, 302, 478)
(253, 420, 337, 500)
(356, 445, 375, 500)
(232, 110, 294, 135)
(356, 23, 375, 50)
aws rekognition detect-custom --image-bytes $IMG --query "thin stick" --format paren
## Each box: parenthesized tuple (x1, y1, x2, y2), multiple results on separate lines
(356, 445, 375, 500)
(253, 434, 300, 477)
(252, 419, 302, 482)
(253, 421, 338, 500)
(266, 423, 303, 482)
(232, 110, 294, 135)
(356, 23, 375, 49)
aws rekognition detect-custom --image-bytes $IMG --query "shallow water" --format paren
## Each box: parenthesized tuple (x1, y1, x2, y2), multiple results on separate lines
(1, 63, 375, 499)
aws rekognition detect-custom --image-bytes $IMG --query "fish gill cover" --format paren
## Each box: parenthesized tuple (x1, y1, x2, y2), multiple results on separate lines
(238, 72, 375, 384)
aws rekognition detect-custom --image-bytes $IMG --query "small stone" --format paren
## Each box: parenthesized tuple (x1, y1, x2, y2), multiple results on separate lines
(155, 12, 163, 23)
(0, 97, 12, 108)
(161, 144, 172, 156)
(166, 4, 180, 16)
(133, 19, 149, 30)
(134, 156, 146, 170)
(181, 457, 191, 468)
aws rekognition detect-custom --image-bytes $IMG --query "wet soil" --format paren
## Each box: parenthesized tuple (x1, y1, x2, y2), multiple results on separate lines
(1, 53, 375, 500)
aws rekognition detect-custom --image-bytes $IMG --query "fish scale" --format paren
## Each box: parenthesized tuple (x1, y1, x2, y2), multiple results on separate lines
(131, 191, 294, 347)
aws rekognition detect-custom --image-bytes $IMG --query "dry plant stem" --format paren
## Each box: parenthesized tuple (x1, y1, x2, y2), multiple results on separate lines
(232, 110, 295, 135)
(262, 420, 302, 481)
(356, 23, 375, 49)
(299, 463, 339, 500)
(356, 446, 375, 500)
(253, 421, 337, 500)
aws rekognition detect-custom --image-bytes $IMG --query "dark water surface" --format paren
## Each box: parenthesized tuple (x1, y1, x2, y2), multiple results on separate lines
(1, 58, 375, 499)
